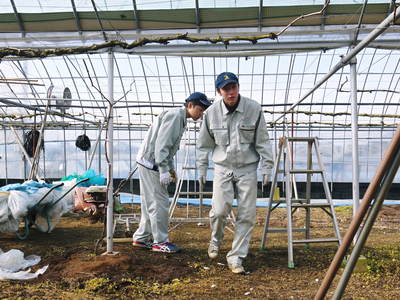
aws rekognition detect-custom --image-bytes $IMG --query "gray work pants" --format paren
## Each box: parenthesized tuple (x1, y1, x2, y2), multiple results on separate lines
(132, 165, 169, 244)
(209, 167, 257, 265)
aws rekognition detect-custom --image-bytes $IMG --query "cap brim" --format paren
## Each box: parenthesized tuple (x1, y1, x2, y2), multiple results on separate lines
(217, 79, 238, 89)
(200, 99, 211, 107)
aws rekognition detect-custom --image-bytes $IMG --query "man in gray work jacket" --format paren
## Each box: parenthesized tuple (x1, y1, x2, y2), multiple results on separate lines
(197, 72, 273, 273)
(133, 92, 211, 253)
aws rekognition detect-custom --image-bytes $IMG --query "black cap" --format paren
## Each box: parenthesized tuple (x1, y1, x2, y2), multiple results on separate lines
(215, 72, 239, 89)
(185, 92, 212, 108)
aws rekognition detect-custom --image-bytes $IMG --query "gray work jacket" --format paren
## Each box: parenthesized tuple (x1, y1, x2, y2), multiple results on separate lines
(197, 95, 273, 177)
(136, 107, 187, 174)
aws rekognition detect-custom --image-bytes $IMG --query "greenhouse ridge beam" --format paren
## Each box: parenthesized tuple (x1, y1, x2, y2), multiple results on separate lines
(0, 3, 394, 34)
(105, 38, 400, 57)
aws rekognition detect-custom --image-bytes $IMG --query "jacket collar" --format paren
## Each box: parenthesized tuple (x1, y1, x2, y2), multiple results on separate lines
(221, 94, 243, 115)
(180, 106, 188, 127)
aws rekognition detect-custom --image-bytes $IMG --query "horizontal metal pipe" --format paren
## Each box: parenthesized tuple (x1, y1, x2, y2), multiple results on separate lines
(0, 97, 98, 125)
(1, 122, 398, 132)
(5, 102, 400, 110)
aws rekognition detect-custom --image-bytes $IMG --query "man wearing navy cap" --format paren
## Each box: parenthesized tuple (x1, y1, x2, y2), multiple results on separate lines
(133, 92, 211, 253)
(197, 72, 273, 273)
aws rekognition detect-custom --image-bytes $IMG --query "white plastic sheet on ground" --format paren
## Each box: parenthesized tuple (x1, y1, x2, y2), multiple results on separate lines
(0, 248, 48, 280)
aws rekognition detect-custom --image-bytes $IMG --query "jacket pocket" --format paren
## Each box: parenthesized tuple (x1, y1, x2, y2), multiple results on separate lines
(212, 128, 229, 146)
(239, 124, 255, 143)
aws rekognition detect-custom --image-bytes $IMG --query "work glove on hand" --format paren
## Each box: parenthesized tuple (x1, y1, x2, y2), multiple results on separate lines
(160, 172, 172, 186)
(169, 169, 177, 183)
(262, 174, 271, 186)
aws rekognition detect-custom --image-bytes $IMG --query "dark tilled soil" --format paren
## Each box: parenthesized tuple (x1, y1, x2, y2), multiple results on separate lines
(0, 205, 399, 299)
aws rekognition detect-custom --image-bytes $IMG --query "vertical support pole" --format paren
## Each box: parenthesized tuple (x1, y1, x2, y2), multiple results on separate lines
(85, 146, 88, 170)
(3, 128, 8, 184)
(63, 128, 67, 177)
(305, 140, 312, 241)
(285, 139, 294, 269)
(195, 122, 203, 219)
(105, 49, 116, 255)
(350, 56, 360, 242)
(98, 133, 102, 174)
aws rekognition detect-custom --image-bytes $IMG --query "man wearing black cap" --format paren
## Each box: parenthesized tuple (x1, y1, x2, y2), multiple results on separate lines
(133, 92, 211, 253)
(197, 72, 273, 273)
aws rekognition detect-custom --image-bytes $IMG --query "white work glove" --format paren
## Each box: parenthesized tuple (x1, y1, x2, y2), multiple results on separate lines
(262, 174, 271, 186)
(169, 169, 177, 183)
(160, 172, 172, 186)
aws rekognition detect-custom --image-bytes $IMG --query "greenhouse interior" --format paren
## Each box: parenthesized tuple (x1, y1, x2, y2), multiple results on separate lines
(0, 0, 399, 299)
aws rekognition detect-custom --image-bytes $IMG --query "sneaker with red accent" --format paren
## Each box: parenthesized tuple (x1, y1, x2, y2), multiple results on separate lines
(151, 242, 180, 253)
(132, 240, 152, 249)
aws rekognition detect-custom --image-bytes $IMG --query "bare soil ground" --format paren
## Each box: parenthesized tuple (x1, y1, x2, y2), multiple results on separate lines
(0, 204, 399, 299)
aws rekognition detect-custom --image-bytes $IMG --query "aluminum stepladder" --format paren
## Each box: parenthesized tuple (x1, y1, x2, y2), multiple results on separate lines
(260, 136, 342, 268)
(169, 119, 212, 225)
(168, 120, 236, 229)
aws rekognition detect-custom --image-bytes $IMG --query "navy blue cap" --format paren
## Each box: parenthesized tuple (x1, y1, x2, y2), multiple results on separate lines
(215, 72, 239, 89)
(185, 92, 212, 108)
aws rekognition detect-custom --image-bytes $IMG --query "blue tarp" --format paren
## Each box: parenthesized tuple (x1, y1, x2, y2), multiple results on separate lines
(61, 169, 105, 187)
(0, 181, 54, 194)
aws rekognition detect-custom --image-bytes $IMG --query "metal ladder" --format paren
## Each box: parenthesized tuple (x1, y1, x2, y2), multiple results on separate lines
(169, 119, 211, 224)
(168, 120, 236, 229)
(260, 136, 341, 268)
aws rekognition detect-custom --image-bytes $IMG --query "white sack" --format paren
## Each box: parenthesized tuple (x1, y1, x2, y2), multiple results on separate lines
(0, 215, 19, 234)
(0, 192, 10, 223)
